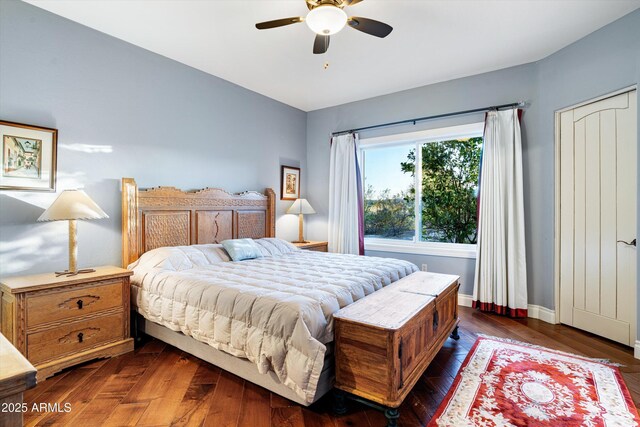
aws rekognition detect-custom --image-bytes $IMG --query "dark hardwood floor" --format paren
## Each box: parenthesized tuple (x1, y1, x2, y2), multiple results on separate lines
(22, 307, 640, 426)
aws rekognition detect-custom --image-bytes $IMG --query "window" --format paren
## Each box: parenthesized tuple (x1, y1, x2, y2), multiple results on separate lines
(361, 123, 483, 258)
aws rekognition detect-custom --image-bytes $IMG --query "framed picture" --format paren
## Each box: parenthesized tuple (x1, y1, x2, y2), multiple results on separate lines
(0, 121, 57, 191)
(281, 165, 300, 200)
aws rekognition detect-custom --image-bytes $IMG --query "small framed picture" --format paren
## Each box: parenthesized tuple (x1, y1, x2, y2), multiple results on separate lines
(281, 165, 300, 200)
(0, 121, 57, 191)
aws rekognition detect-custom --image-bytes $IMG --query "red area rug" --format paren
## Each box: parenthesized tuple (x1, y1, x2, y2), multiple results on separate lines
(429, 336, 640, 427)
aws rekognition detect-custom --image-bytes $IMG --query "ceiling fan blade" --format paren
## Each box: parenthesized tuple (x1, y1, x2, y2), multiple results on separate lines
(348, 16, 393, 38)
(313, 34, 330, 54)
(255, 17, 303, 30)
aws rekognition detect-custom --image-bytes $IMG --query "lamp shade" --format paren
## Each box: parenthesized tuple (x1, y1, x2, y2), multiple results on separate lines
(287, 198, 316, 215)
(37, 189, 108, 222)
(305, 5, 347, 35)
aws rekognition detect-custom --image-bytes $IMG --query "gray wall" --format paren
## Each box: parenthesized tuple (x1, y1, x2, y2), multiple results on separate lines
(366, 251, 477, 296)
(307, 10, 640, 307)
(0, 0, 307, 276)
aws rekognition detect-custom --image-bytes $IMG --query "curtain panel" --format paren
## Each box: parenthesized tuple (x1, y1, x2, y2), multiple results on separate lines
(472, 109, 528, 317)
(328, 133, 364, 255)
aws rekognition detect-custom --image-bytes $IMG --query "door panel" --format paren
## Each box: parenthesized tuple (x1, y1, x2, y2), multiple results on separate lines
(573, 93, 628, 121)
(584, 113, 601, 314)
(573, 118, 587, 312)
(573, 308, 630, 344)
(600, 109, 618, 320)
(559, 90, 637, 346)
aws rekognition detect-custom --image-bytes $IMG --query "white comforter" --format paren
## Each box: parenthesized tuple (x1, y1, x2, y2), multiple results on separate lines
(130, 238, 417, 403)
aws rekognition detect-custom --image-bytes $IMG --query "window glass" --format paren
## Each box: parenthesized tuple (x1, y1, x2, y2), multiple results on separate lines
(363, 144, 415, 240)
(419, 137, 482, 244)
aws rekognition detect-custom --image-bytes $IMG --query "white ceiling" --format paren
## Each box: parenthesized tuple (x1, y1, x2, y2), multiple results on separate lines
(26, 0, 640, 112)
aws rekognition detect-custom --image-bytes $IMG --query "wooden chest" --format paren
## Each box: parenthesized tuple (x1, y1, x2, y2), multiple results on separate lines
(0, 266, 134, 381)
(334, 272, 459, 408)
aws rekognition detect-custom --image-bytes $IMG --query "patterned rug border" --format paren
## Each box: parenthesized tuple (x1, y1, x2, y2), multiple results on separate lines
(428, 334, 636, 427)
(476, 334, 624, 366)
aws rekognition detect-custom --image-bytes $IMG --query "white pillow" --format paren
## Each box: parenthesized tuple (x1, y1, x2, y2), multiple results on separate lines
(253, 238, 299, 257)
(129, 244, 230, 272)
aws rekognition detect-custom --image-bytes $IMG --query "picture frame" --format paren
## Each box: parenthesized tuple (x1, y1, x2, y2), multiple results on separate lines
(0, 120, 57, 191)
(280, 165, 300, 200)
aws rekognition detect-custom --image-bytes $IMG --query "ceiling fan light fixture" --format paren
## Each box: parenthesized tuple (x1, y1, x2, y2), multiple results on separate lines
(305, 5, 348, 35)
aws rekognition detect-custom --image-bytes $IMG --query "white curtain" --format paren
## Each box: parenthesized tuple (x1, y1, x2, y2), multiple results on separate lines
(473, 109, 528, 317)
(328, 133, 360, 254)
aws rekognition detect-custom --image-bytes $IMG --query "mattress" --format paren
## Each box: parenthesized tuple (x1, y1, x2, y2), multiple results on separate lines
(129, 238, 417, 404)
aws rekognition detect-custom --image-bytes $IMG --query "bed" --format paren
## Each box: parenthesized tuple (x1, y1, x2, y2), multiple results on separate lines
(121, 178, 418, 405)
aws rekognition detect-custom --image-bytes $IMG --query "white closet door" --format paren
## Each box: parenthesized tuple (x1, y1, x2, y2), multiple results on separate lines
(559, 90, 637, 346)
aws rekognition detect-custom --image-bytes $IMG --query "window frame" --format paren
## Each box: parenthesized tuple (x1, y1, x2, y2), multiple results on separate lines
(360, 122, 484, 259)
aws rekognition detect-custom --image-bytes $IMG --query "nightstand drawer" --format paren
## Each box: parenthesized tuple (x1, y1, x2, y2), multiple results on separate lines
(26, 279, 123, 327)
(27, 312, 124, 365)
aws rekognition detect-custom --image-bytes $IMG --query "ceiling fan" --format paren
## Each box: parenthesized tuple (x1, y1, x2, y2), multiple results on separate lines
(255, 0, 393, 54)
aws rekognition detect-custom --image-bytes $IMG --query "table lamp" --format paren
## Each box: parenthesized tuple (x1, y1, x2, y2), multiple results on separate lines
(37, 189, 109, 277)
(287, 198, 316, 243)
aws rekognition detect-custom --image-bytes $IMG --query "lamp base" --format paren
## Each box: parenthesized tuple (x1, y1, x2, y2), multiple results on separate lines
(292, 240, 310, 244)
(55, 268, 96, 277)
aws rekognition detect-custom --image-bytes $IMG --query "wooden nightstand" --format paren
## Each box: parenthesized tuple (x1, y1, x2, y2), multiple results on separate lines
(292, 241, 328, 252)
(0, 266, 134, 381)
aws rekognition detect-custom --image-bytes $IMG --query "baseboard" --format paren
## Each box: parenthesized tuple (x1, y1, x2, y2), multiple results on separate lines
(458, 294, 557, 324)
(458, 293, 473, 307)
(527, 304, 557, 324)
(635, 341, 640, 360)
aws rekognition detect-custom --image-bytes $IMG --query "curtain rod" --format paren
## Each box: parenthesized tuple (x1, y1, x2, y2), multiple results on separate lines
(331, 101, 526, 137)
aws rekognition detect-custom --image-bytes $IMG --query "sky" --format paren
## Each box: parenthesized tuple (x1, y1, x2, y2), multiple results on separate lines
(363, 144, 414, 196)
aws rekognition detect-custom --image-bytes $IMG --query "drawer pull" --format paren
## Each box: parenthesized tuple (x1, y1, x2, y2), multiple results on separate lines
(56, 294, 101, 312)
(56, 327, 99, 345)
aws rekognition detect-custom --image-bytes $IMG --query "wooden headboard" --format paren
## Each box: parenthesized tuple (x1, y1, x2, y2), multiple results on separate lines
(121, 178, 276, 267)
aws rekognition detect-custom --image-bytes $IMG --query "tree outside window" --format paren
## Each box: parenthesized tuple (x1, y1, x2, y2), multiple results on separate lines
(364, 136, 482, 244)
